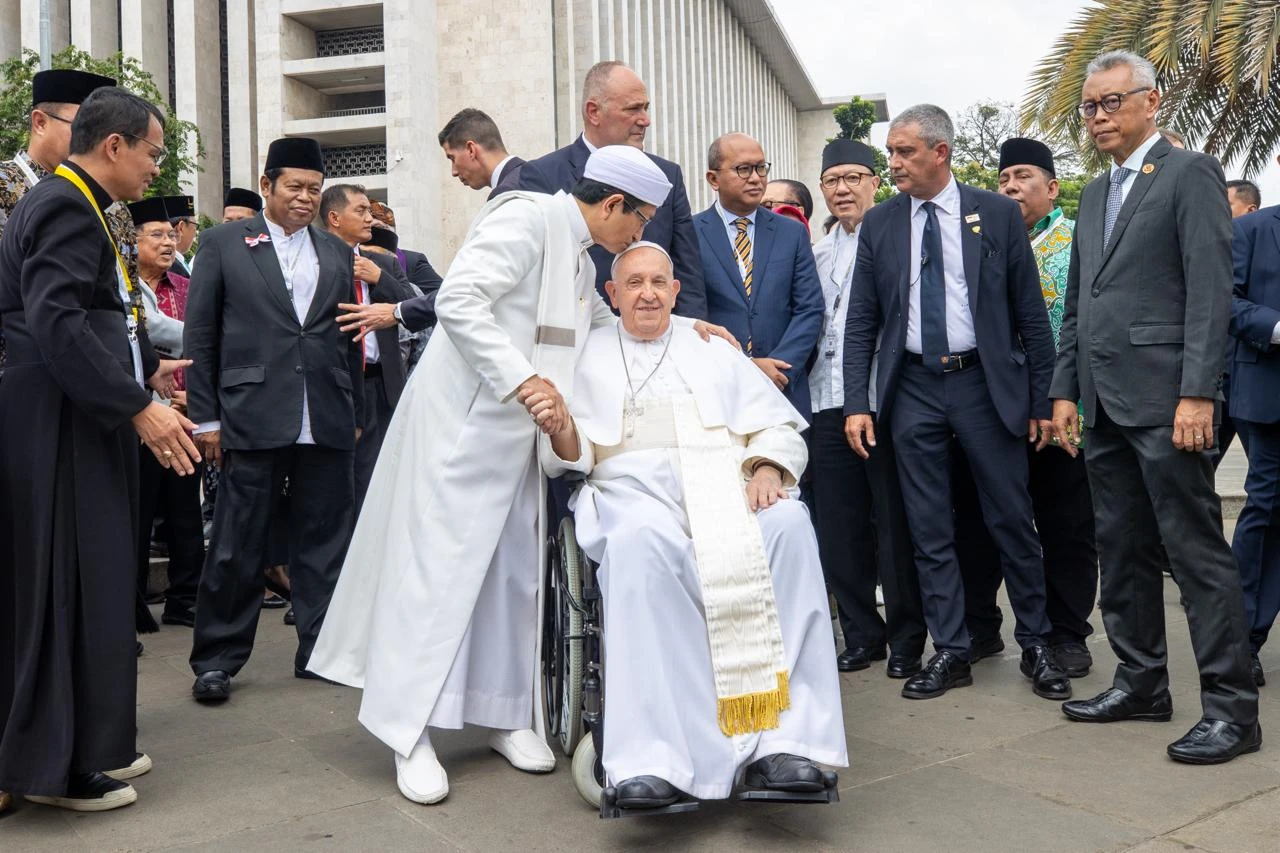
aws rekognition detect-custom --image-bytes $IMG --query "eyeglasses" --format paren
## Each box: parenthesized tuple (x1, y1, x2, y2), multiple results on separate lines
(820, 171, 875, 190)
(121, 132, 169, 167)
(761, 199, 802, 210)
(1077, 88, 1152, 119)
(721, 162, 772, 180)
(140, 229, 179, 242)
(41, 111, 73, 125)
(176, 217, 197, 228)
(624, 202, 652, 228)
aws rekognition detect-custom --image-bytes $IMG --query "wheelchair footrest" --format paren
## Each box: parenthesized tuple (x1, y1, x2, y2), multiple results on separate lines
(600, 787, 701, 819)
(735, 771, 839, 805)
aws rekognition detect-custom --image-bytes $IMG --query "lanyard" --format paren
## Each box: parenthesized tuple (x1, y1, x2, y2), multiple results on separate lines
(55, 164, 139, 328)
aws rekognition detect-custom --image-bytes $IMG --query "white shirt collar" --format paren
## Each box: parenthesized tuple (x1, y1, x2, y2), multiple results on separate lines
(489, 154, 515, 189)
(579, 133, 598, 154)
(559, 191, 594, 250)
(1114, 131, 1162, 176)
(910, 175, 960, 217)
(716, 199, 757, 226)
(262, 211, 308, 242)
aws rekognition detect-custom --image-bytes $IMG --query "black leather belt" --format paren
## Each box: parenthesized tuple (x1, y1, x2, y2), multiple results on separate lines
(364, 362, 382, 378)
(906, 349, 980, 373)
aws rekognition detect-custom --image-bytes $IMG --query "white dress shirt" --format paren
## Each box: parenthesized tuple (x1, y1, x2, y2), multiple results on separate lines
(193, 213, 320, 443)
(489, 154, 516, 190)
(353, 246, 380, 364)
(905, 176, 977, 355)
(808, 223, 858, 412)
(1110, 130, 1162, 206)
(715, 200, 756, 279)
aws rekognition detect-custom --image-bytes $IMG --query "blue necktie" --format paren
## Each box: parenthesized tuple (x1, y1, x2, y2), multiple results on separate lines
(1103, 166, 1132, 249)
(920, 201, 948, 373)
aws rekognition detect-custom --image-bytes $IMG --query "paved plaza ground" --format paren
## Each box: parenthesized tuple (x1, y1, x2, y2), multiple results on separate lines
(0, 446, 1269, 852)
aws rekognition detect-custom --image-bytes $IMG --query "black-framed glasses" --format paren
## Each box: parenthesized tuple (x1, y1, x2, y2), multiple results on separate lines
(761, 199, 802, 210)
(1077, 88, 1151, 119)
(121, 132, 168, 166)
(624, 202, 652, 228)
(40, 110, 73, 125)
(721, 162, 771, 180)
(820, 171, 875, 190)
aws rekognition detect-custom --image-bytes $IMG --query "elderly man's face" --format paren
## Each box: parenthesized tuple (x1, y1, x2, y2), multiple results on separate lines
(1081, 64, 1159, 161)
(998, 165, 1058, 229)
(587, 67, 651, 148)
(605, 246, 681, 340)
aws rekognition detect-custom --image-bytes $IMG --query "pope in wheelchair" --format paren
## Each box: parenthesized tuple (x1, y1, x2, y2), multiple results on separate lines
(529, 241, 847, 812)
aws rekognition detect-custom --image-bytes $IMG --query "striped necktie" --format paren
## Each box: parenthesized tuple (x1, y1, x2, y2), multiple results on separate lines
(1103, 166, 1132, 249)
(734, 217, 753, 297)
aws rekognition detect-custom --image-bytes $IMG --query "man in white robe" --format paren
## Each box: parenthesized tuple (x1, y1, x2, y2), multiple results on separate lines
(308, 146, 729, 806)
(534, 243, 847, 808)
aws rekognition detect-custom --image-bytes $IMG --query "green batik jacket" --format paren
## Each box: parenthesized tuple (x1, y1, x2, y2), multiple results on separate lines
(1030, 206, 1084, 424)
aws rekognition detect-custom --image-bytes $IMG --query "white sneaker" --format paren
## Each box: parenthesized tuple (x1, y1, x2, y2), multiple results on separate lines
(395, 740, 449, 804)
(104, 752, 152, 781)
(488, 728, 555, 773)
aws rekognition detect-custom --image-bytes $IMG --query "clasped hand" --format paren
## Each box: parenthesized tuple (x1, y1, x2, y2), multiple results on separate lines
(516, 376, 569, 436)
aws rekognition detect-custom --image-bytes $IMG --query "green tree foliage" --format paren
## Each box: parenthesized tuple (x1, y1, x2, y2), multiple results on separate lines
(0, 47, 200, 197)
(831, 96, 894, 202)
(1022, 0, 1280, 177)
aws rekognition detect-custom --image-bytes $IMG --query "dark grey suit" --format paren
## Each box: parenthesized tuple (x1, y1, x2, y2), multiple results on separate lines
(1052, 136, 1257, 724)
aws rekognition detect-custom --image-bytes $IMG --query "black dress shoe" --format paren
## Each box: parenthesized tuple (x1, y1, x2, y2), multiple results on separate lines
(1020, 645, 1072, 700)
(886, 654, 923, 679)
(294, 666, 340, 684)
(743, 753, 824, 792)
(135, 641, 144, 658)
(192, 670, 231, 703)
(901, 651, 972, 700)
(1167, 718, 1262, 765)
(161, 609, 196, 628)
(24, 771, 136, 812)
(615, 775, 681, 808)
(1052, 641, 1092, 678)
(261, 592, 288, 610)
(283, 607, 296, 626)
(1061, 687, 1172, 723)
(969, 636, 1005, 663)
(1251, 653, 1266, 687)
(837, 646, 886, 673)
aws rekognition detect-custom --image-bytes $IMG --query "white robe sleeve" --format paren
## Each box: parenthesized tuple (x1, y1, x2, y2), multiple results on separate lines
(741, 424, 807, 489)
(538, 420, 595, 478)
(589, 290, 617, 329)
(434, 199, 545, 402)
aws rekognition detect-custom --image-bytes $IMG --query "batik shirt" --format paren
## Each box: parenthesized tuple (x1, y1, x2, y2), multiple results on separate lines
(1030, 206, 1083, 423)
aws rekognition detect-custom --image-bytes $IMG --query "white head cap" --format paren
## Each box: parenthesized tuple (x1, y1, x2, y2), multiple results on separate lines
(583, 145, 673, 208)
(610, 239, 673, 280)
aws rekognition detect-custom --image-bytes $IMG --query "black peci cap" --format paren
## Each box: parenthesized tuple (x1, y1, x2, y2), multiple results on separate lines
(32, 69, 116, 108)
(264, 137, 325, 175)
(998, 137, 1056, 178)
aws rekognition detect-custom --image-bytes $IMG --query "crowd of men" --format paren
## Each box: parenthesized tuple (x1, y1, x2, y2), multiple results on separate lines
(0, 47, 1276, 816)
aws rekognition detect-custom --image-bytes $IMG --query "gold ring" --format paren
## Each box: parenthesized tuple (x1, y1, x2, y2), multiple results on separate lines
(163, 450, 174, 457)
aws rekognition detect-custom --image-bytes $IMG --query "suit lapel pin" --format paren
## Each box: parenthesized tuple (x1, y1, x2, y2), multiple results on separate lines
(964, 213, 981, 224)
(245, 233, 271, 247)
(971, 225, 982, 235)
(1142, 163, 1155, 175)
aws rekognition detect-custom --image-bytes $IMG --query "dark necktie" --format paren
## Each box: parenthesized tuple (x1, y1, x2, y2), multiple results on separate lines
(1104, 166, 1132, 249)
(920, 201, 949, 373)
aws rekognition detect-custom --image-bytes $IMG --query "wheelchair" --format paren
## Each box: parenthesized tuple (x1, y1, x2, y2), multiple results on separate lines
(541, 516, 839, 820)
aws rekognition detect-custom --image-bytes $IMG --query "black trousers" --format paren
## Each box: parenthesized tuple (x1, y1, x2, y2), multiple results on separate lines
(190, 445, 354, 676)
(889, 362, 1051, 656)
(809, 408, 925, 655)
(354, 369, 392, 510)
(136, 449, 205, 616)
(957, 440, 1098, 646)
(1087, 404, 1256, 724)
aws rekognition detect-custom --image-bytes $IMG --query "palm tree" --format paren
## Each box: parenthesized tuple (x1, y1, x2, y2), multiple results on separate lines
(1022, 0, 1280, 177)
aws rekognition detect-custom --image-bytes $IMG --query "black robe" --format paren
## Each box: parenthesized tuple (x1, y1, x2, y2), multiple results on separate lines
(0, 161, 157, 795)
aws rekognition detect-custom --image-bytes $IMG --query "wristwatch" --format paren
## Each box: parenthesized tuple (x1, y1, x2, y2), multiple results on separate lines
(393, 302, 404, 324)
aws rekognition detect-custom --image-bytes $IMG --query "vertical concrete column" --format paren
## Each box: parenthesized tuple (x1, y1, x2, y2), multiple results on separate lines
(22, 0, 70, 57)
(224, 0, 257, 189)
(384, 0, 440, 258)
(70, 0, 118, 59)
(120, 0, 169, 104)
(253, 0, 284, 175)
(172, 0, 224, 217)
(1, 0, 26, 63)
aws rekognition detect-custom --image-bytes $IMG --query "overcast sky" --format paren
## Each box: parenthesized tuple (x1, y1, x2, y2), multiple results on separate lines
(771, 0, 1280, 203)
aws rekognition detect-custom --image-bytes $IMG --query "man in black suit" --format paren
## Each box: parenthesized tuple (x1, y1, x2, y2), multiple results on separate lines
(320, 184, 416, 506)
(507, 60, 707, 319)
(184, 137, 364, 701)
(1051, 51, 1258, 764)
(438, 108, 525, 200)
(843, 104, 1069, 702)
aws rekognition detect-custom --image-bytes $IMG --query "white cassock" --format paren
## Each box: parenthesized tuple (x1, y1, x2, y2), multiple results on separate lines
(541, 323, 848, 800)
(308, 191, 616, 758)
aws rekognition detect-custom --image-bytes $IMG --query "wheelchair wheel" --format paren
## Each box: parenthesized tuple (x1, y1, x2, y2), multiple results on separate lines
(555, 518, 585, 757)
(570, 732, 604, 807)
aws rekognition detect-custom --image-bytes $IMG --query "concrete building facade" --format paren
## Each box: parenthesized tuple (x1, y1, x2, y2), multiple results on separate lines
(1, 0, 884, 263)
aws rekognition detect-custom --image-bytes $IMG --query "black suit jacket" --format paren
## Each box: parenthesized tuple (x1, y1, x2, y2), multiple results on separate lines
(184, 213, 364, 451)
(509, 137, 708, 319)
(362, 250, 414, 409)
(488, 156, 526, 200)
(843, 183, 1055, 436)
(395, 248, 444, 333)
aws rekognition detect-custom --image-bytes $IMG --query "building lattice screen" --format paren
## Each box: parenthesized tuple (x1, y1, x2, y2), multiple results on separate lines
(322, 144, 387, 178)
(315, 26, 384, 58)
